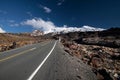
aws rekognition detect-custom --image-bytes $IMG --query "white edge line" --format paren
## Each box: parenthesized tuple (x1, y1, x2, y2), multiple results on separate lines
(30, 47, 36, 51)
(27, 41, 57, 80)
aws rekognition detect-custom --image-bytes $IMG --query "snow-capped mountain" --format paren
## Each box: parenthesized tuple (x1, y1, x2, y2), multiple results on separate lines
(80, 26, 105, 31)
(50, 25, 105, 34)
(23, 18, 105, 34)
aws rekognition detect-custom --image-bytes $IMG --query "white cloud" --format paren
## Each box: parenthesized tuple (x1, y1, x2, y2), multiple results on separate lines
(39, 5, 51, 13)
(22, 18, 105, 34)
(10, 23, 19, 27)
(8, 20, 19, 27)
(8, 20, 15, 23)
(57, 3, 62, 6)
(22, 18, 56, 33)
(57, 0, 65, 6)
(43, 7, 51, 13)
(0, 27, 6, 33)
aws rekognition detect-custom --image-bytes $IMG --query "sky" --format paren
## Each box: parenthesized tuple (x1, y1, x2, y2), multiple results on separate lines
(0, 0, 120, 33)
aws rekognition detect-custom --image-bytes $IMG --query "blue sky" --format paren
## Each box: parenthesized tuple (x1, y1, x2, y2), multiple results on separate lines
(0, 0, 120, 33)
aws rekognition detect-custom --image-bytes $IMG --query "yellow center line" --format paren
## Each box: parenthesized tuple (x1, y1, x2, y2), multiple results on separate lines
(0, 47, 36, 62)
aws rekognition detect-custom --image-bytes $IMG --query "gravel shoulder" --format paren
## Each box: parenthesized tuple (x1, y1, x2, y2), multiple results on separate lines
(54, 42, 97, 80)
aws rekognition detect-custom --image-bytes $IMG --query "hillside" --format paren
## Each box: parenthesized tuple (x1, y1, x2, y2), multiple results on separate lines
(0, 33, 44, 52)
(55, 28, 120, 80)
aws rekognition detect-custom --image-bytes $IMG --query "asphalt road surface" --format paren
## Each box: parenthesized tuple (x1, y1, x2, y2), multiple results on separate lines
(0, 40, 97, 80)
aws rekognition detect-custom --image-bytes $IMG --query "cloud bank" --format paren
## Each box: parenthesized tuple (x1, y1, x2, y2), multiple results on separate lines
(22, 18, 105, 34)
(22, 18, 56, 34)
(0, 27, 6, 33)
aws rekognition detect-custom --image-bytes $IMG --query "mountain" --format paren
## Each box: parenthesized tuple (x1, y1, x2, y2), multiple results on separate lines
(31, 30, 44, 36)
(51, 25, 105, 34)
(80, 26, 105, 31)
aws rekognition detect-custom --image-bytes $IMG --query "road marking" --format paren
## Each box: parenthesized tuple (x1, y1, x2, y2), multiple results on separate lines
(27, 41, 57, 80)
(0, 47, 36, 62)
(29, 47, 36, 51)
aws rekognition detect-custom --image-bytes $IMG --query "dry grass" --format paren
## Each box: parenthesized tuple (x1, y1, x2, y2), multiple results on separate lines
(0, 33, 43, 52)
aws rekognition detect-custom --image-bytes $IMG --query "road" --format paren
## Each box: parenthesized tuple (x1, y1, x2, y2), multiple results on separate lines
(0, 40, 97, 80)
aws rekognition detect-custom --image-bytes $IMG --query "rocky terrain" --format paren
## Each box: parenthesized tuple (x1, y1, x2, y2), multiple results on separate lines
(57, 28, 120, 80)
